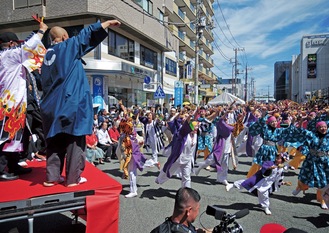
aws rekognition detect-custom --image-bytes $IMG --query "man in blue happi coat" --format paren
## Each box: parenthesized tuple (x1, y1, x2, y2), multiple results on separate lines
(40, 19, 120, 187)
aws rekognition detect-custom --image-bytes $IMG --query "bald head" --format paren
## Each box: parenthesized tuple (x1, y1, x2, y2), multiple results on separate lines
(49, 26, 69, 43)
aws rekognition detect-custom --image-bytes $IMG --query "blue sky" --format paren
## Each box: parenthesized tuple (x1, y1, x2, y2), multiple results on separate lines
(212, 0, 329, 96)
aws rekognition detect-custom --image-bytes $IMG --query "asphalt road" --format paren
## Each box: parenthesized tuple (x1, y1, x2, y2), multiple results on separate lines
(2, 151, 329, 233)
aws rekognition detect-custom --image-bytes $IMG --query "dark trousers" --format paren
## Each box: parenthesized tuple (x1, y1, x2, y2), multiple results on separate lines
(97, 143, 113, 159)
(111, 142, 118, 159)
(46, 133, 86, 185)
(22, 108, 46, 157)
(0, 142, 21, 174)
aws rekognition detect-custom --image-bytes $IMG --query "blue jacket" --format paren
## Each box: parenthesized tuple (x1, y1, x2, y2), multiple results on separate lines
(40, 22, 108, 139)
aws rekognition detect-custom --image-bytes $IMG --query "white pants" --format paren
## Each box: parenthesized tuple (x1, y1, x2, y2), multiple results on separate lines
(196, 153, 230, 183)
(145, 142, 159, 166)
(157, 160, 192, 188)
(234, 180, 270, 208)
(128, 160, 138, 194)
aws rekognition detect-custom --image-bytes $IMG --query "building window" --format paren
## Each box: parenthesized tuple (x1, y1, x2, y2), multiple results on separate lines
(108, 30, 135, 62)
(140, 45, 157, 70)
(165, 58, 177, 76)
(158, 8, 164, 24)
(307, 54, 317, 79)
(134, 0, 153, 15)
(14, 0, 43, 8)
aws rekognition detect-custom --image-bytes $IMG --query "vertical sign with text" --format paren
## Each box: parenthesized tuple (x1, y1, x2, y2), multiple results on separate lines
(93, 75, 104, 110)
(174, 81, 183, 107)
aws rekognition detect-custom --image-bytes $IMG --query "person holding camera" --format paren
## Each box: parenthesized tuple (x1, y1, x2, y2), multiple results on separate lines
(150, 187, 206, 233)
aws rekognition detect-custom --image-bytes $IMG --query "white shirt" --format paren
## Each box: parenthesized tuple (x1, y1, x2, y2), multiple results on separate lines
(223, 134, 232, 154)
(145, 121, 156, 144)
(97, 129, 112, 145)
(179, 133, 197, 164)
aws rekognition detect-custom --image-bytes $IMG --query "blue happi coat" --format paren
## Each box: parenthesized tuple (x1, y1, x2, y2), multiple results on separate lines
(249, 115, 291, 165)
(285, 121, 329, 189)
(40, 22, 108, 139)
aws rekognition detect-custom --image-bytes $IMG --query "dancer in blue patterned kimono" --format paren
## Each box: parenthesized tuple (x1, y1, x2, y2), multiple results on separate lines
(226, 153, 289, 215)
(288, 120, 329, 209)
(197, 107, 214, 160)
(247, 115, 291, 177)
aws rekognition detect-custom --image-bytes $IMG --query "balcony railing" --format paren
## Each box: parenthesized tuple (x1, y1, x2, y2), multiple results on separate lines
(190, 40, 195, 48)
(189, 22, 195, 31)
(178, 8, 185, 20)
(179, 52, 185, 61)
(178, 30, 185, 40)
(190, 3, 195, 12)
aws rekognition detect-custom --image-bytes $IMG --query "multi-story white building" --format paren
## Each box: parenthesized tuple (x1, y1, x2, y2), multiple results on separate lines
(165, 0, 217, 104)
(291, 33, 329, 102)
(0, 0, 216, 110)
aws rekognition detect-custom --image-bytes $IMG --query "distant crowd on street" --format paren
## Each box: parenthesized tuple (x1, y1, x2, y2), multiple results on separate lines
(1, 15, 329, 233)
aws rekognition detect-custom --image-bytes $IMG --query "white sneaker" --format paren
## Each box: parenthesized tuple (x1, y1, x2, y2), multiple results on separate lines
(66, 177, 87, 187)
(155, 177, 159, 184)
(264, 207, 272, 215)
(292, 188, 301, 196)
(125, 192, 137, 198)
(193, 167, 201, 176)
(18, 161, 28, 167)
(321, 202, 328, 210)
(226, 183, 234, 192)
(221, 180, 229, 186)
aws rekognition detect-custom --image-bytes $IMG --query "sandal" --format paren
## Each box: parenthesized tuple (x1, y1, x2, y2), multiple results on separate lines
(43, 176, 65, 187)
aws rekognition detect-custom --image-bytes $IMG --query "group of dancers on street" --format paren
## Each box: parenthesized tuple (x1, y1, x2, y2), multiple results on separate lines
(114, 100, 329, 216)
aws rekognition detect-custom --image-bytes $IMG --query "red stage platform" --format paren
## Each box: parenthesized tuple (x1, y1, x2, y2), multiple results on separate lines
(0, 160, 122, 233)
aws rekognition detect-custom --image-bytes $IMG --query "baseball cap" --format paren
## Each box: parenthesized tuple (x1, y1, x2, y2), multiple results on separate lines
(0, 32, 24, 44)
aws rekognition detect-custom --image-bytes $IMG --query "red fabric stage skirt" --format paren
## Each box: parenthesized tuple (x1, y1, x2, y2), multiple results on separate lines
(0, 160, 122, 233)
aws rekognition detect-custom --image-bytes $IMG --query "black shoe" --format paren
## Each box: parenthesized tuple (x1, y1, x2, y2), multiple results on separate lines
(9, 166, 32, 175)
(105, 157, 111, 162)
(0, 172, 19, 181)
(111, 155, 118, 160)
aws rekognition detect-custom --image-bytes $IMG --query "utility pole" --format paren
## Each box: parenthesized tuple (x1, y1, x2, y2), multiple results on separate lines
(233, 48, 244, 96)
(267, 85, 270, 103)
(245, 65, 252, 101)
(245, 64, 248, 101)
(194, 0, 204, 106)
(234, 48, 238, 96)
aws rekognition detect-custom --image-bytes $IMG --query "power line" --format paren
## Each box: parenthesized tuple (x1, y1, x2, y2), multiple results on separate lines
(211, 7, 236, 49)
(213, 63, 231, 78)
(214, 1, 249, 71)
(213, 39, 231, 61)
(216, 0, 243, 48)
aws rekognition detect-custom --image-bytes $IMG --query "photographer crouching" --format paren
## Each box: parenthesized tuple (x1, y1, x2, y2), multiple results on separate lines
(151, 187, 207, 233)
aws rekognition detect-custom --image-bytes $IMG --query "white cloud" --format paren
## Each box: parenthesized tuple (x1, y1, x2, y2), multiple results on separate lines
(211, 0, 329, 95)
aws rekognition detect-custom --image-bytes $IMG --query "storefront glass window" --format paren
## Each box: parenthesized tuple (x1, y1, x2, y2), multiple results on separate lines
(108, 30, 134, 62)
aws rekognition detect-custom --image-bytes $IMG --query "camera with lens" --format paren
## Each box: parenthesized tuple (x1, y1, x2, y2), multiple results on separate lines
(206, 205, 249, 233)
